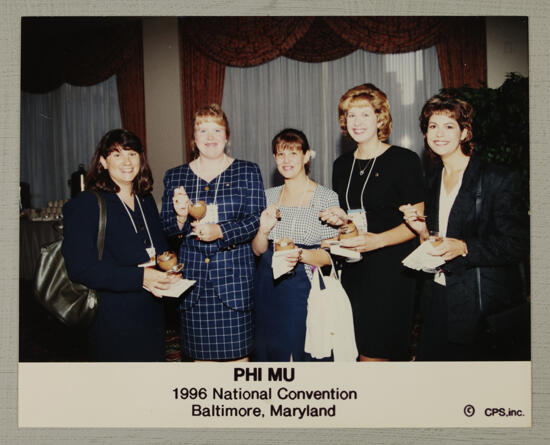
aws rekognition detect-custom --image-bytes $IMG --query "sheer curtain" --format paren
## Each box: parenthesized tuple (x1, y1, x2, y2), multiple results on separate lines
(20, 75, 122, 208)
(222, 46, 442, 188)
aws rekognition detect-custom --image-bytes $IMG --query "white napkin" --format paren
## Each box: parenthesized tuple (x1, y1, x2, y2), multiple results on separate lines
(327, 241, 362, 261)
(272, 249, 299, 279)
(162, 279, 196, 298)
(402, 241, 445, 272)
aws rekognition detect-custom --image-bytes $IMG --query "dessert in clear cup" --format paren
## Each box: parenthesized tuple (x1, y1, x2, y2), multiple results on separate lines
(428, 230, 443, 247)
(338, 220, 359, 240)
(274, 237, 295, 251)
(188, 200, 207, 220)
(157, 251, 183, 274)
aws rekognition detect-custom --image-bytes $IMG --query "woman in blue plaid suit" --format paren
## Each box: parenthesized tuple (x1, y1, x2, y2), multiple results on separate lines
(161, 104, 266, 361)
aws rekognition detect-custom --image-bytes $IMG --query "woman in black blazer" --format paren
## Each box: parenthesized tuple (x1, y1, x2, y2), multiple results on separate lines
(400, 94, 529, 361)
(63, 129, 179, 361)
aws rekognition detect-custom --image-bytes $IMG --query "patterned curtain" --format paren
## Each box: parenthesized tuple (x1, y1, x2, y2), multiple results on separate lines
(324, 17, 442, 53)
(178, 16, 487, 160)
(180, 17, 315, 67)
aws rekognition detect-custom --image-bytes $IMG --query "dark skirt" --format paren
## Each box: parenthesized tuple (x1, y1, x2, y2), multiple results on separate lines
(254, 245, 320, 362)
(179, 280, 253, 360)
(88, 289, 165, 362)
(341, 242, 417, 361)
(416, 281, 487, 361)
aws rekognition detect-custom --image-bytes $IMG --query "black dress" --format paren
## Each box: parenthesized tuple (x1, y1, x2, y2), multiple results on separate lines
(332, 146, 425, 360)
(62, 191, 168, 362)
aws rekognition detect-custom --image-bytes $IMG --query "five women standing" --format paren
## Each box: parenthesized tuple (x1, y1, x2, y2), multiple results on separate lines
(63, 90, 526, 363)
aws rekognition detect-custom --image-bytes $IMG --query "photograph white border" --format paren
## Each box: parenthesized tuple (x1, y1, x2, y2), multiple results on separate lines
(3, 0, 549, 443)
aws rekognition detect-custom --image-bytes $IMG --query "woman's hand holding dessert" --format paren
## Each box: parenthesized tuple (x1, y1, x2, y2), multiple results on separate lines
(319, 206, 348, 227)
(285, 248, 302, 268)
(399, 204, 467, 260)
(334, 220, 379, 253)
(428, 237, 468, 261)
(190, 222, 223, 242)
(339, 232, 384, 253)
(143, 267, 179, 298)
(274, 237, 300, 268)
(259, 204, 279, 236)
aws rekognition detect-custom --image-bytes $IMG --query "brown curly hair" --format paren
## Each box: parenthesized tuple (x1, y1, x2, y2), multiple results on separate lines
(419, 94, 474, 158)
(338, 83, 392, 141)
(85, 129, 153, 195)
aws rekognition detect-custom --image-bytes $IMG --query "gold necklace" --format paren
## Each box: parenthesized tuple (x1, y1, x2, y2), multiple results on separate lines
(355, 143, 382, 176)
(357, 158, 374, 176)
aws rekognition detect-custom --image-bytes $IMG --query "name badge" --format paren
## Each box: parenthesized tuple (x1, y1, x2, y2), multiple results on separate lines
(139, 246, 157, 268)
(146, 246, 156, 260)
(203, 204, 219, 224)
(347, 209, 367, 233)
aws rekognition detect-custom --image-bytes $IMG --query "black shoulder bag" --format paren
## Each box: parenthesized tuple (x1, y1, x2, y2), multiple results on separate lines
(34, 191, 106, 327)
(474, 172, 530, 357)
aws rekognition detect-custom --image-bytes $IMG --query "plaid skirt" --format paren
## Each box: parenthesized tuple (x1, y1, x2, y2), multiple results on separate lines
(178, 280, 253, 360)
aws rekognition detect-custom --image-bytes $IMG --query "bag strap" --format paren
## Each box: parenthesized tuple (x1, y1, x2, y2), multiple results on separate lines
(91, 191, 107, 261)
(327, 254, 340, 280)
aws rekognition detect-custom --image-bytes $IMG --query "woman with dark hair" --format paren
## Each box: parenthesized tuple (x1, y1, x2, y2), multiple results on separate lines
(400, 94, 529, 361)
(252, 128, 339, 361)
(62, 129, 178, 361)
(161, 104, 265, 361)
(319, 83, 425, 361)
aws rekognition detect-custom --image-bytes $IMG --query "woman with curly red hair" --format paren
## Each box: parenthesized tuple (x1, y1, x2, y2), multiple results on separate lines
(320, 83, 425, 361)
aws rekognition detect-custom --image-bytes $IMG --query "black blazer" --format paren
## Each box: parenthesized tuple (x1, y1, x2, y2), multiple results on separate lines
(423, 154, 529, 343)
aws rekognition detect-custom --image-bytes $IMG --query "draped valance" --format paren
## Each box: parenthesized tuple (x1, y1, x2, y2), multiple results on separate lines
(21, 16, 486, 161)
(180, 17, 445, 67)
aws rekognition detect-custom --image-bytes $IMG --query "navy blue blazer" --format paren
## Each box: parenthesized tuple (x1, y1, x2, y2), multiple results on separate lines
(63, 191, 168, 290)
(62, 190, 169, 361)
(423, 154, 529, 342)
(161, 159, 266, 311)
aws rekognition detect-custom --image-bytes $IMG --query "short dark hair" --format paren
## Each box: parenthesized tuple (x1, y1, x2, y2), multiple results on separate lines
(419, 94, 474, 158)
(271, 128, 311, 174)
(85, 129, 153, 195)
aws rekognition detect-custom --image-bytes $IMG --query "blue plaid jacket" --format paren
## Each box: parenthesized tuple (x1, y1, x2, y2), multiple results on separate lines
(161, 159, 266, 311)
